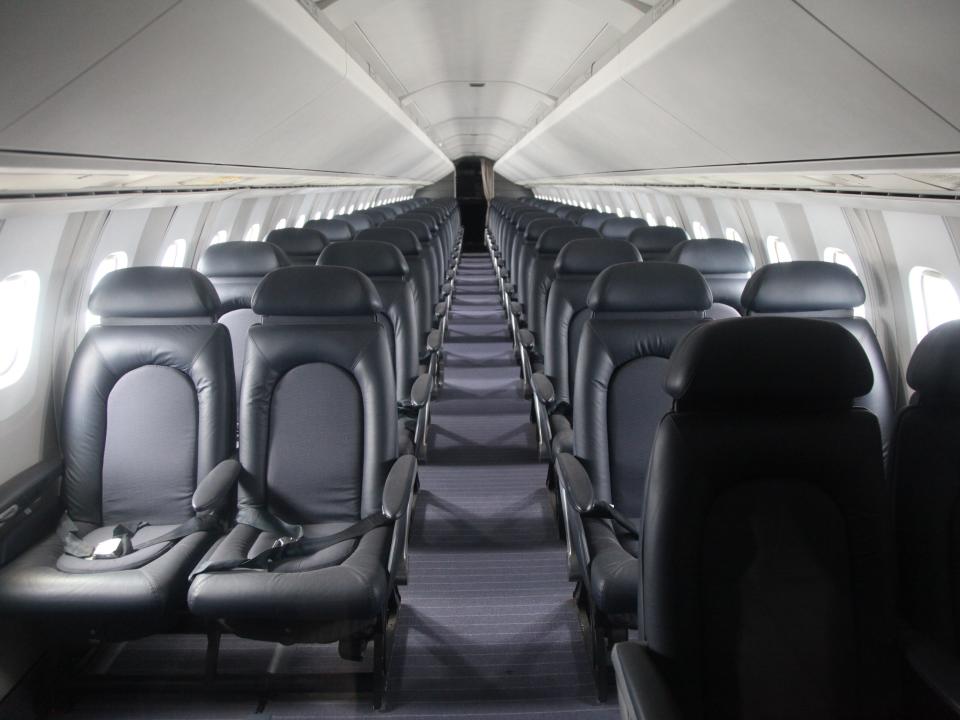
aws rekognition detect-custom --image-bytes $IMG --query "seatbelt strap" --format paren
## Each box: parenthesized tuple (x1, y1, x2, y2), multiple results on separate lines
(190, 512, 392, 578)
(582, 501, 639, 539)
(58, 512, 218, 559)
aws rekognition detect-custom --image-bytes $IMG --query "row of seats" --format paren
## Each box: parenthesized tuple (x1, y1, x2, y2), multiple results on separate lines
(0, 197, 463, 709)
(485, 196, 929, 715)
(198, 199, 463, 459)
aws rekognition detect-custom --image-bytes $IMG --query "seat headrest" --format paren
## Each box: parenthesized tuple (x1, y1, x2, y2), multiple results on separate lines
(385, 219, 431, 243)
(627, 226, 687, 256)
(265, 228, 329, 262)
(302, 218, 353, 242)
(741, 261, 865, 314)
(555, 238, 641, 275)
(599, 217, 649, 241)
(667, 238, 755, 275)
(537, 226, 601, 255)
(339, 215, 373, 233)
(197, 241, 289, 278)
(580, 212, 615, 231)
(906, 319, 960, 403)
(587, 262, 712, 313)
(251, 266, 382, 317)
(665, 316, 874, 410)
(318, 240, 409, 277)
(525, 217, 570, 242)
(89, 267, 220, 321)
(355, 227, 421, 256)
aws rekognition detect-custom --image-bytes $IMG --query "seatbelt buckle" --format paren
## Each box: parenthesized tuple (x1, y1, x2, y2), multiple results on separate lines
(91, 537, 124, 559)
(271, 525, 303, 549)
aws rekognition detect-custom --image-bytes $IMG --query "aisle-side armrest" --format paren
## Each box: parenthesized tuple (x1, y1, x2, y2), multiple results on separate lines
(556, 452, 595, 514)
(382, 455, 418, 521)
(611, 643, 682, 720)
(192, 459, 242, 514)
(531, 373, 555, 405)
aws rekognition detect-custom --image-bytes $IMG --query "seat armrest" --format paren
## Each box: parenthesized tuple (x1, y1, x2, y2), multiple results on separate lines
(382, 455, 418, 521)
(518, 328, 536, 350)
(409, 373, 434, 407)
(0, 458, 63, 563)
(425, 329, 442, 353)
(499, 268, 509, 278)
(531, 372, 555, 405)
(556, 453, 596, 514)
(611, 643, 682, 720)
(903, 626, 960, 714)
(434, 301, 448, 319)
(192, 459, 242, 514)
(509, 301, 523, 317)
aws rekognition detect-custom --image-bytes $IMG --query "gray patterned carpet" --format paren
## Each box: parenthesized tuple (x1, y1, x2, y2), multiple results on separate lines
(63, 253, 619, 719)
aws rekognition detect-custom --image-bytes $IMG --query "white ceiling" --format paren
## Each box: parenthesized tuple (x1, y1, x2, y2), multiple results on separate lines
(318, 0, 651, 161)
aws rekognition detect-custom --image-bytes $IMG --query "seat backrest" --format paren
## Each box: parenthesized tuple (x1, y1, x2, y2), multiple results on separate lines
(265, 227, 329, 265)
(642, 316, 895, 719)
(384, 218, 441, 307)
(519, 217, 570, 310)
(361, 208, 388, 226)
(573, 262, 711, 519)
(741, 261, 895, 463)
(63, 267, 234, 526)
(895, 319, 960, 658)
(544, 239, 641, 408)
(317, 240, 419, 402)
(598, 216, 649, 242)
(668, 238, 755, 317)
(197, 241, 289, 392)
(579, 211, 616, 232)
(525, 226, 600, 348)
(243, 266, 396, 524)
(510, 211, 552, 288)
(626, 225, 687, 260)
(303, 218, 353, 243)
(354, 227, 430, 345)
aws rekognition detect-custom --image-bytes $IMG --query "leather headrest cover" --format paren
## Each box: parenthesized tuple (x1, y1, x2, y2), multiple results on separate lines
(318, 240, 409, 277)
(741, 261, 865, 313)
(340, 215, 373, 233)
(580, 212, 615, 231)
(265, 228, 329, 258)
(89, 267, 220, 319)
(525, 217, 570, 242)
(665, 316, 873, 408)
(198, 241, 289, 278)
(668, 239, 755, 274)
(537, 226, 601, 255)
(385, 219, 431, 243)
(587, 262, 712, 312)
(599, 217, 649, 241)
(555, 238, 641, 275)
(302, 218, 353, 242)
(516, 211, 551, 229)
(252, 266, 382, 316)
(906, 319, 960, 402)
(627, 226, 687, 255)
(355, 227, 422, 256)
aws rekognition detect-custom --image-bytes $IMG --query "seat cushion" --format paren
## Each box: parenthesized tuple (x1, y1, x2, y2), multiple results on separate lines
(188, 525, 391, 631)
(585, 518, 639, 624)
(0, 528, 214, 638)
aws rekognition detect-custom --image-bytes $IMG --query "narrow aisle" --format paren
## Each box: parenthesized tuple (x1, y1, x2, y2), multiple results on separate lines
(384, 253, 618, 717)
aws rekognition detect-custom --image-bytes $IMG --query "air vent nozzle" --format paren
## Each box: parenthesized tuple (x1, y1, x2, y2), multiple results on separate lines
(469, 82, 486, 88)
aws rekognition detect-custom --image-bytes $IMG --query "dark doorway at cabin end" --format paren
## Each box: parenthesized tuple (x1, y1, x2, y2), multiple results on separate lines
(455, 157, 488, 251)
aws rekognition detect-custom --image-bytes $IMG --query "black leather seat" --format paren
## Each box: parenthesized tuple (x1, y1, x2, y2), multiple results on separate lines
(894, 319, 960, 718)
(265, 227, 329, 265)
(535, 239, 642, 461)
(0, 268, 236, 641)
(580, 211, 617, 232)
(355, 227, 434, 349)
(317, 241, 434, 459)
(340, 213, 373, 235)
(525, 226, 600, 355)
(598, 217, 648, 242)
(626, 225, 686, 260)
(667, 238, 755, 317)
(303, 218, 354, 243)
(741, 261, 895, 463)
(187, 266, 416, 708)
(515, 217, 571, 317)
(198, 241, 290, 392)
(612, 316, 897, 720)
(556, 262, 712, 699)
